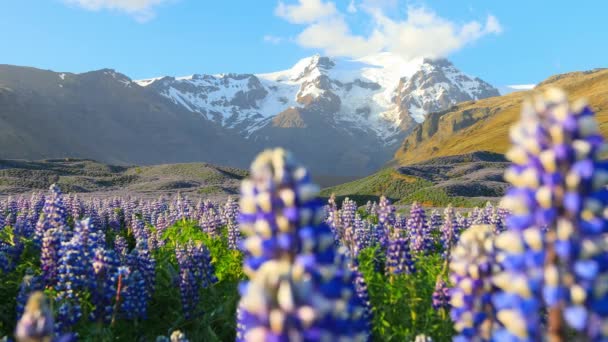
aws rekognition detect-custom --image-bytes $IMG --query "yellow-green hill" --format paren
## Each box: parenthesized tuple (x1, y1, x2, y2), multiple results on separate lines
(393, 68, 608, 165)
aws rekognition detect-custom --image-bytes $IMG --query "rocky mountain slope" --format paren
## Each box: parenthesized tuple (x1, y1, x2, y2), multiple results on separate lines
(393, 68, 608, 165)
(0, 54, 498, 176)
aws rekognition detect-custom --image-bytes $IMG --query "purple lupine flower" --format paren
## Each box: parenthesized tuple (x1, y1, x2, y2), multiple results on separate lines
(155, 213, 170, 247)
(35, 187, 69, 287)
(15, 291, 54, 342)
(352, 213, 372, 256)
(35, 184, 68, 245)
(221, 197, 238, 239)
(54, 234, 87, 333)
(114, 235, 128, 262)
(456, 211, 469, 231)
(200, 208, 220, 237)
(130, 215, 149, 246)
(30, 192, 45, 225)
(175, 243, 200, 319)
(90, 248, 119, 323)
(127, 241, 156, 300)
(386, 235, 415, 275)
(450, 224, 497, 340)
(482, 202, 495, 225)
(440, 204, 461, 260)
(108, 207, 123, 232)
(469, 207, 484, 226)
(237, 148, 370, 341)
(15, 212, 35, 239)
(227, 220, 240, 250)
(40, 227, 63, 287)
(432, 278, 450, 311)
(393, 213, 407, 236)
(407, 202, 432, 254)
(377, 196, 396, 229)
(119, 267, 148, 320)
(429, 209, 441, 232)
(190, 242, 217, 288)
(175, 241, 217, 318)
(340, 197, 358, 231)
(495, 89, 608, 340)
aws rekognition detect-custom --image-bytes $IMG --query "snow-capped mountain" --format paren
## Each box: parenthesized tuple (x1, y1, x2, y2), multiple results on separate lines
(0, 54, 499, 178)
(135, 53, 499, 146)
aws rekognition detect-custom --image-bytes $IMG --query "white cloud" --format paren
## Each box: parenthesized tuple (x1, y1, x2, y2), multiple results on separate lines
(297, 18, 384, 57)
(275, 1, 502, 60)
(275, 0, 337, 24)
(263, 35, 285, 44)
(508, 84, 535, 90)
(63, 0, 173, 22)
(347, 0, 357, 13)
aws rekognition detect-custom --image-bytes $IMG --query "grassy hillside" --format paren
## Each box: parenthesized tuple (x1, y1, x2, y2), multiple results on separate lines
(0, 158, 248, 197)
(393, 68, 608, 165)
(321, 151, 508, 207)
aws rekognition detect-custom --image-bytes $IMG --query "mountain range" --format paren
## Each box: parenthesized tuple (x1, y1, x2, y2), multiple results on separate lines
(0, 53, 499, 177)
(1, 63, 605, 203)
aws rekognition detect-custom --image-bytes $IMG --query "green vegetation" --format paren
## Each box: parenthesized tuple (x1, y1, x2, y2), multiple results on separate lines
(1, 219, 458, 341)
(358, 247, 454, 341)
(321, 168, 489, 207)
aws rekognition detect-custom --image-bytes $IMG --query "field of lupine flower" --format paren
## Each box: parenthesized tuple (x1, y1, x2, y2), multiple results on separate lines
(2, 87, 608, 341)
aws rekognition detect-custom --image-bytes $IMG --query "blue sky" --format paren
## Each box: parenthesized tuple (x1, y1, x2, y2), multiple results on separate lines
(1, 1, 605, 88)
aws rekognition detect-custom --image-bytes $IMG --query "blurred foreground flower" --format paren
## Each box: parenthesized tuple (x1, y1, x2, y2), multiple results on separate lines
(15, 291, 54, 342)
(496, 88, 608, 340)
(237, 148, 369, 341)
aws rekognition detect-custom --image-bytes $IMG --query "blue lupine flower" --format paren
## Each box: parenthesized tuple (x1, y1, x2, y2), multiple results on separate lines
(377, 196, 396, 230)
(386, 236, 415, 275)
(114, 235, 129, 262)
(55, 232, 88, 333)
(119, 266, 148, 320)
(432, 278, 451, 311)
(450, 224, 497, 341)
(175, 241, 217, 318)
(440, 204, 461, 260)
(496, 88, 608, 340)
(224, 197, 241, 250)
(35, 184, 68, 245)
(90, 248, 119, 323)
(237, 148, 370, 341)
(407, 202, 432, 254)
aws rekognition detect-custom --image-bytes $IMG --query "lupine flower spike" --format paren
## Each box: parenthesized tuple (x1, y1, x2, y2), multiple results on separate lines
(449, 224, 497, 341)
(496, 88, 608, 341)
(237, 148, 369, 341)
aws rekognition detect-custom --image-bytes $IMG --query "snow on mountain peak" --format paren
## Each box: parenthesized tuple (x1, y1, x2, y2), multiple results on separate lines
(133, 53, 499, 143)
